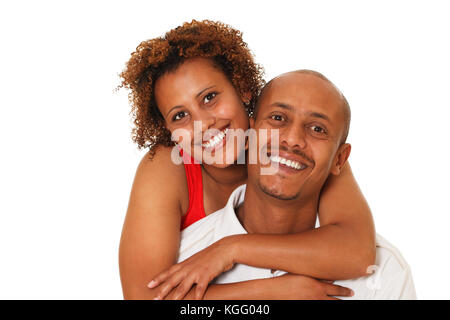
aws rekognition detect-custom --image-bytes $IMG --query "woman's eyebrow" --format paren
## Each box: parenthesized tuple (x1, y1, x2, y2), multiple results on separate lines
(166, 105, 182, 118)
(165, 85, 217, 117)
(196, 85, 216, 98)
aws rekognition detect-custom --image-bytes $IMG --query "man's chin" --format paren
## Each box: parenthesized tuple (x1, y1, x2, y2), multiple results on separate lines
(258, 182, 300, 201)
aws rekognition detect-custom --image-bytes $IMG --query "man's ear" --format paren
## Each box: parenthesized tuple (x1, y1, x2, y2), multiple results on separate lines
(330, 143, 351, 176)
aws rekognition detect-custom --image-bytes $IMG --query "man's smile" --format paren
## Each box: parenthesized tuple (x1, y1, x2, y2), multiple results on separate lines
(269, 154, 307, 171)
(265, 148, 314, 175)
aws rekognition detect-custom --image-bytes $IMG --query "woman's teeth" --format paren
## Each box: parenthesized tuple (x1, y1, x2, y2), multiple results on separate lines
(269, 155, 306, 170)
(202, 128, 229, 149)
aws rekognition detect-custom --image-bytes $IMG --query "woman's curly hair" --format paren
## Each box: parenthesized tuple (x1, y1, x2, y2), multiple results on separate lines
(118, 20, 265, 156)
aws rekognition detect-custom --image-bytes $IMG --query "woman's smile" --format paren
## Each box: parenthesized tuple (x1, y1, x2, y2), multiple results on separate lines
(155, 58, 250, 167)
(201, 126, 229, 150)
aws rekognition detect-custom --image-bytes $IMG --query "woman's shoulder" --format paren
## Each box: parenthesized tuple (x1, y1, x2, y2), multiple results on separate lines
(137, 145, 185, 174)
(133, 145, 188, 205)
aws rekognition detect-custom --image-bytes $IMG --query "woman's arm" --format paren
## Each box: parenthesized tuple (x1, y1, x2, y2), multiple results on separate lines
(168, 274, 353, 300)
(229, 162, 376, 279)
(318, 162, 376, 274)
(120, 148, 354, 300)
(119, 147, 185, 299)
(149, 162, 375, 299)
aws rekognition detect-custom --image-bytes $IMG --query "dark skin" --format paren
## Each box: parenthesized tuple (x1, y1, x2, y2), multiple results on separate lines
(119, 59, 375, 300)
(243, 71, 353, 234)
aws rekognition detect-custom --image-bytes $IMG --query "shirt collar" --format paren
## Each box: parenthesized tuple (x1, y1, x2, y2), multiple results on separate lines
(213, 184, 248, 242)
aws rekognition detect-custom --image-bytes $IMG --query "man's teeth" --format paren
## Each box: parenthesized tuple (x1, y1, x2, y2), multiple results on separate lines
(269, 155, 306, 170)
(202, 128, 228, 149)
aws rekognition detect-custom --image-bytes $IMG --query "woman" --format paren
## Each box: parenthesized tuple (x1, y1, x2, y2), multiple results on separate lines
(119, 20, 375, 300)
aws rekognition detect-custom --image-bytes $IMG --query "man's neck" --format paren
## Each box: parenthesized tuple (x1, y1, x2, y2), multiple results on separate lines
(237, 183, 319, 234)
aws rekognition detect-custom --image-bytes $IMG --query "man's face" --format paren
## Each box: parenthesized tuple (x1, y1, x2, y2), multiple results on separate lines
(248, 72, 350, 201)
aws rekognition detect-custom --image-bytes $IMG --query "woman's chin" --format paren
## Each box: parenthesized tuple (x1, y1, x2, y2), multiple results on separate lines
(202, 155, 235, 168)
(209, 162, 234, 169)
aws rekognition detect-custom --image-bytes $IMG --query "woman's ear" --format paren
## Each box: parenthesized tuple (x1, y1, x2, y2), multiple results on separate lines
(245, 118, 256, 151)
(249, 117, 255, 129)
(242, 91, 252, 105)
(330, 143, 351, 175)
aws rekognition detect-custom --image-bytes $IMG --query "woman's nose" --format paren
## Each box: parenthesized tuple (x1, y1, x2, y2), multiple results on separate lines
(194, 110, 216, 131)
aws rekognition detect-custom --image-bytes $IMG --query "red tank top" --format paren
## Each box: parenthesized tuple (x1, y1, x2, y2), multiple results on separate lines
(179, 149, 206, 230)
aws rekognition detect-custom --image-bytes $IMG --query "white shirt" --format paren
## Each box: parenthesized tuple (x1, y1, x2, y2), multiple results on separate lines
(178, 185, 417, 299)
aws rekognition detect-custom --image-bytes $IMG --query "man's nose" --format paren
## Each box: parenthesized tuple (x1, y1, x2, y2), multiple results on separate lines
(281, 124, 307, 150)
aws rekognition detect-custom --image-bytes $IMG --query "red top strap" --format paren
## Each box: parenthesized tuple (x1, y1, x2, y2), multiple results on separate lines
(179, 149, 206, 230)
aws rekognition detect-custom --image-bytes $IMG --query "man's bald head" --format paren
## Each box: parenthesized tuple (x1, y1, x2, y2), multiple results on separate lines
(255, 70, 351, 145)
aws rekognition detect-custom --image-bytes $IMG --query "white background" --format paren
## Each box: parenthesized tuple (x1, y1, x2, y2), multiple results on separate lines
(0, 0, 449, 299)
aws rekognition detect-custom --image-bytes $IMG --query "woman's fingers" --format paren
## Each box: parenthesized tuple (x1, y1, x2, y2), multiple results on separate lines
(148, 263, 184, 290)
(325, 283, 354, 297)
(148, 268, 173, 288)
(172, 277, 196, 300)
(194, 280, 208, 300)
(325, 296, 341, 300)
(321, 280, 334, 284)
(153, 271, 186, 300)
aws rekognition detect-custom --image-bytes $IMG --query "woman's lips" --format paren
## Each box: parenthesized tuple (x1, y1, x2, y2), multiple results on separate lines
(201, 126, 230, 150)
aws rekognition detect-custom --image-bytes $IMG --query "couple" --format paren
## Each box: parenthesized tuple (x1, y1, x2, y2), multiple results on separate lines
(119, 20, 416, 299)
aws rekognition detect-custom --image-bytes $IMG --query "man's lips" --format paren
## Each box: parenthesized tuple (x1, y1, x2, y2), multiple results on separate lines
(266, 151, 311, 171)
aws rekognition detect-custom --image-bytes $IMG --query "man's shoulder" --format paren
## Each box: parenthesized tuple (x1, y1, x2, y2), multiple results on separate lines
(177, 207, 227, 263)
(181, 206, 226, 238)
(374, 234, 412, 274)
(335, 234, 416, 300)
(180, 184, 247, 238)
(178, 185, 248, 263)
(369, 234, 416, 299)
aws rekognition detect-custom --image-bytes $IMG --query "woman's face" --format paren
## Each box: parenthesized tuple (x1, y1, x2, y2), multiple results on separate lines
(154, 57, 250, 167)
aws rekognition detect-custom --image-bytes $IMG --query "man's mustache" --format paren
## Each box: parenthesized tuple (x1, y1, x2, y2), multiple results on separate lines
(273, 144, 315, 167)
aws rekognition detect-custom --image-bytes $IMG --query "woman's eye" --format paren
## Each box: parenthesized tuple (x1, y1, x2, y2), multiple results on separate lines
(172, 111, 188, 121)
(203, 92, 217, 104)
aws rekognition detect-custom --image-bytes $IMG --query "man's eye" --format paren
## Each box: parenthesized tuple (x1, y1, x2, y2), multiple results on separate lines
(172, 111, 188, 121)
(271, 114, 285, 121)
(310, 125, 326, 134)
(203, 92, 217, 104)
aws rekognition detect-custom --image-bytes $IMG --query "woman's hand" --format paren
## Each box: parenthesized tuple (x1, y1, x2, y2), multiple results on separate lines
(148, 237, 237, 300)
(269, 274, 354, 300)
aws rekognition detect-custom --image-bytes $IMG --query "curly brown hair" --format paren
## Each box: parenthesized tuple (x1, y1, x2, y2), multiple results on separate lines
(118, 20, 265, 156)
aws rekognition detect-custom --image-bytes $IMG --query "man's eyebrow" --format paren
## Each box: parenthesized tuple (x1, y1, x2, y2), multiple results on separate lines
(271, 103, 330, 122)
(308, 111, 330, 122)
(271, 102, 293, 111)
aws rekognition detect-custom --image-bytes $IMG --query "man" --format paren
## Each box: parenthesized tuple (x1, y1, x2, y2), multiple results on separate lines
(176, 70, 416, 299)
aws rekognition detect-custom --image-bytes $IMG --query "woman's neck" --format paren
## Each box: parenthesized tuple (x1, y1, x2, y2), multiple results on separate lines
(201, 163, 247, 188)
